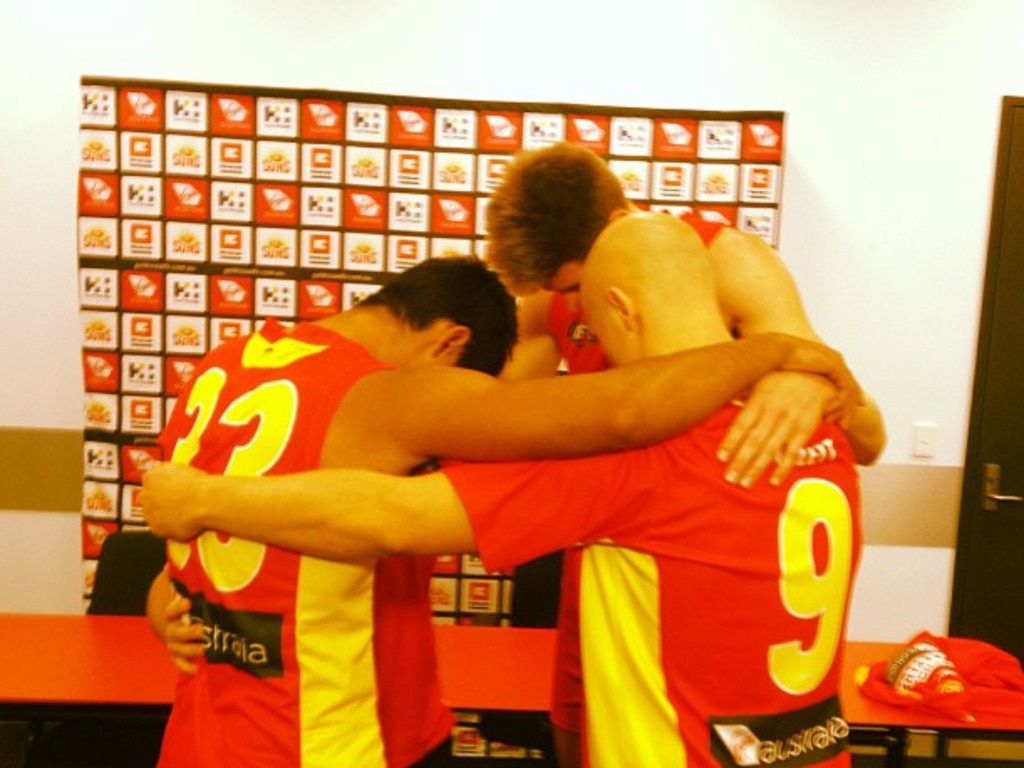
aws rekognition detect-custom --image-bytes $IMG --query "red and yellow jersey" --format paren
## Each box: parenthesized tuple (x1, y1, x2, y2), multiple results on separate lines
(444, 406, 861, 768)
(542, 292, 601, 733)
(547, 211, 732, 734)
(157, 319, 449, 768)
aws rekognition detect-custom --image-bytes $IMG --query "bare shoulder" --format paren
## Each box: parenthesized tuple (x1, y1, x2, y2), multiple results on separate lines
(338, 365, 496, 425)
(709, 226, 783, 268)
(707, 228, 816, 339)
(323, 366, 495, 471)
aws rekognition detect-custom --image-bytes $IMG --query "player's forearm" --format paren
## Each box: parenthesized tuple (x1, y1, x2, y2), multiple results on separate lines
(463, 334, 797, 458)
(500, 333, 563, 381)
(189, 471, 387, 560)
(194, 470, 474, 561)
(844, 395, 887, 465)
(600, 334, 798, 446)
(402, 332, 853, 462)
(146, 568, 173, 639)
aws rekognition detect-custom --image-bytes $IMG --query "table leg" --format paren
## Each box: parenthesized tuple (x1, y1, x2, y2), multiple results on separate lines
(882, 727, 909, 768)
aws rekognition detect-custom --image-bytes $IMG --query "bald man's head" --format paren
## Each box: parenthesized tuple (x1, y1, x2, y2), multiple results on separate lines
(580, 213, 732, 364)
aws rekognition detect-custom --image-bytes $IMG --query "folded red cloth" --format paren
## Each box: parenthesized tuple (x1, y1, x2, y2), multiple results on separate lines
(855, 631, 1024, 722)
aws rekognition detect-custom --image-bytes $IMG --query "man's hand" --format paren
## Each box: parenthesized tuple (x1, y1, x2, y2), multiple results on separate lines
(773, 334, 862, 423)
(162, 590, 205, 675)
(717, 334, 862, 488)
(139, 462, 210, 541)
(717, 372, 837, 487)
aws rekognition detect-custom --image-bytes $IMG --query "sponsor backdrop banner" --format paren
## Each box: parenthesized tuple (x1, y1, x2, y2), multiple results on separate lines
(78, 75, 784, 757)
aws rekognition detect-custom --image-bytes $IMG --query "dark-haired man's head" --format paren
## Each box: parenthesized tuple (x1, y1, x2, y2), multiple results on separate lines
(359, 256, 517, 376)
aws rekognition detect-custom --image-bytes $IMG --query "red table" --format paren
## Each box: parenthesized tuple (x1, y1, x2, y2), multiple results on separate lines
(0, 615, 558, 719)
(2, 615, 1022, 768)
(0, 614, 174, 720)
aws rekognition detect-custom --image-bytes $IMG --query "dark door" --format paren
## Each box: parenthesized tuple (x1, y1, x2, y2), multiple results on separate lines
(949, 96, 1024, 662)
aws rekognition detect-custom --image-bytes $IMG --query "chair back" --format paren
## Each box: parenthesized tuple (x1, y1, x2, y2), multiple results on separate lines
(87, 531, 166, 616)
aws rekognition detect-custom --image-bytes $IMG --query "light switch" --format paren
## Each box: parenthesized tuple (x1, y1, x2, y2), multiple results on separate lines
(913, 421, 938, 458)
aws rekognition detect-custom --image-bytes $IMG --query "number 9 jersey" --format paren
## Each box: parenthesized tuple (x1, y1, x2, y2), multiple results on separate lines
(443, 404, 862, 768)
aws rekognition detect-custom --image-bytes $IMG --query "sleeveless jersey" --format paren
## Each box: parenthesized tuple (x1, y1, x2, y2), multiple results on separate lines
(680, 211, 727, 247)
(445, 408, 861, 768)
(157, 318, 449, 768)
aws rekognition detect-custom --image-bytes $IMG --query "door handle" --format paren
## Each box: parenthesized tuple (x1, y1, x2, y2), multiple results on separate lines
(983, 463, 1024, 510)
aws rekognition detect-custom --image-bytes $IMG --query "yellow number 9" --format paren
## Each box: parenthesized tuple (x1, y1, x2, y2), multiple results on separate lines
(768, 479, 853, 695)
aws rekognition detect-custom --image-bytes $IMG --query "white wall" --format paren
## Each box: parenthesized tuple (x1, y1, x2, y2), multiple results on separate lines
(2, 0, 1022, 634)
(5, 0, 1020, 457)
(0, 510, 83, 614)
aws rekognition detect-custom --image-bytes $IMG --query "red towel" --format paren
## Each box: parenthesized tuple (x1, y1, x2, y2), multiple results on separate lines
(856, 631, 1024, 722)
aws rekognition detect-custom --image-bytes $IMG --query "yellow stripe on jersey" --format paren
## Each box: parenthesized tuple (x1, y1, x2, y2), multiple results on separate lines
(242, 333, 329, 369)
(296, 554, 385, 768)
(580, 545, 687, 767)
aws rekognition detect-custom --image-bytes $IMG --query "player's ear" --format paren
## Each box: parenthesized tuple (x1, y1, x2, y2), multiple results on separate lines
(604, 286, 637, 333)
(432, 324, 471, 366)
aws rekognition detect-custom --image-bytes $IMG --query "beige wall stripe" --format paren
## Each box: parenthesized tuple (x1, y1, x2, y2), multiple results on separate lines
(1, 425, 963, 546)
(859, 464, 962, 548)
(0, 427, 82, 512)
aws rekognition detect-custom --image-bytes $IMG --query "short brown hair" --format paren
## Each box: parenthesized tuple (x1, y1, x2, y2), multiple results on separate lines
(485, 143, 627, 288)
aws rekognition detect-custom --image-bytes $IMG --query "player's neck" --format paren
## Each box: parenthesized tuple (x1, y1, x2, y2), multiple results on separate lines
(314, 306, 403, 361)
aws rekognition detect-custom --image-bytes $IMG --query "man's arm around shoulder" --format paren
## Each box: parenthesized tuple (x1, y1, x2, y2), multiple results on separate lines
(142, 462, 476, 562)
(341, 333, 858, 463)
